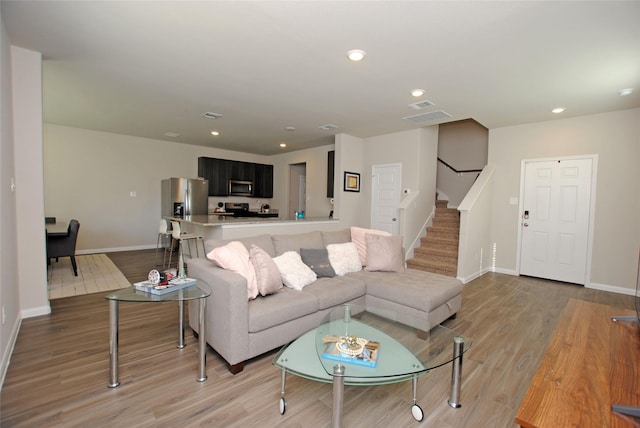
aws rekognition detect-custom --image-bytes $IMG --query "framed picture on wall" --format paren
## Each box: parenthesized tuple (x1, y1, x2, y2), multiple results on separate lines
(344, 172, 360, 192)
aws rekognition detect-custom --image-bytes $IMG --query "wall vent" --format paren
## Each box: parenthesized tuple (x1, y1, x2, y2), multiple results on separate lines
(403, 110, 452, 124)
(202, 112, 223, 119)
(319, 124, 339, 131)
(408, 100, 435, 110)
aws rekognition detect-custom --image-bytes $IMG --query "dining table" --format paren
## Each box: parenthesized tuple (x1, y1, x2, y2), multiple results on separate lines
(45, 221, 68, 237)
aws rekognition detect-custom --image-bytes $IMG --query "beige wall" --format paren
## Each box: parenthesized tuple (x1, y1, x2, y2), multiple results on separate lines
(44, 124, 272, 252)
(270, 144, 334, 220)
(0, 9, 20, 384)
(489, 108, 640, 293)
(437, 119, 488, 207)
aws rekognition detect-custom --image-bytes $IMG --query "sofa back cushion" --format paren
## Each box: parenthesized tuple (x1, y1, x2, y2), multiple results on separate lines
(271, 231, 324, 256)
(321, 229, 351, 246)
(204, 234, 276, 257)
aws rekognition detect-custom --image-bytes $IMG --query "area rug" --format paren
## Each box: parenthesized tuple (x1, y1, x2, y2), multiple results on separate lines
(48, 253, 130, 299)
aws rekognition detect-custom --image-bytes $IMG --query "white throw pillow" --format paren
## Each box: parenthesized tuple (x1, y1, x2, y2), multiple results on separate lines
(207, 241, 259, 300)
(272, 251, 317, 290)
(327, 242, 362, 276)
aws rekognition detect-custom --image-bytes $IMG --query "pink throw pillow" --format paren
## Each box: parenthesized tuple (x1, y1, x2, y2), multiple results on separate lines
(207, 241, 258, 300)
(250, 245, 283, 296)
(350, 226, 392, 266)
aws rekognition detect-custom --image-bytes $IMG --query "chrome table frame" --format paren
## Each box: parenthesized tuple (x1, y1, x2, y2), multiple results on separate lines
(106, 284, 209, 388)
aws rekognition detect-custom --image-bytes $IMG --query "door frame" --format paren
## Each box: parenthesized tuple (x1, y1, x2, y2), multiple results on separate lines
(515, 154, 598, 285)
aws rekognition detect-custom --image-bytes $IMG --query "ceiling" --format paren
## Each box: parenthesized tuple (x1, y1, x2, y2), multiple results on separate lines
(2, 1, 639, 155)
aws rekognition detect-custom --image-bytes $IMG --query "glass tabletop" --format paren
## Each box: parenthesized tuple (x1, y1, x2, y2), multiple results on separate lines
(273, 304, 471, 385)
(105, 280, 211, 302)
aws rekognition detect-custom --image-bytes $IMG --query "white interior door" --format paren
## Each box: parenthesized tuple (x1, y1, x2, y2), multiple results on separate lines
(519, 158, 593, 284)
(371, 163, 401, 235)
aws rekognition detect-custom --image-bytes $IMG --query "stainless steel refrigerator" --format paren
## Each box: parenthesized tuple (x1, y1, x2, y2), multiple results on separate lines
(161, 178, 209, 218)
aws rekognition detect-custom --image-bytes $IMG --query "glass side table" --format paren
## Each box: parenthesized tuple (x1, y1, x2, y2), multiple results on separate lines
(104, 281, 211, 388)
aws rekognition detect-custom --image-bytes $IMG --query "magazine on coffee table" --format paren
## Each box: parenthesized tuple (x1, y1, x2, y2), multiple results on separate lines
(321, 335, 380, 367)
(133, 278, 197, 295)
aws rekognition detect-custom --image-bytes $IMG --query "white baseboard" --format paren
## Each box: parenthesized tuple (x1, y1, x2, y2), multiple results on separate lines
(587, 282, 637, 296)
(76, 244, 156, 255)
(492, 267, 518, 276)
(1, 316, 22, 389)
(21, 304, 51, 319)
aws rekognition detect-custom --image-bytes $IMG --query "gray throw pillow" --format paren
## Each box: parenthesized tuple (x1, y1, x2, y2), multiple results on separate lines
(300, 248, 336, 278)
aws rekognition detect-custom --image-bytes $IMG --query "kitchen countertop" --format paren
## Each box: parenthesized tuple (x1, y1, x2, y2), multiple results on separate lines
(169, 215, 336, 227)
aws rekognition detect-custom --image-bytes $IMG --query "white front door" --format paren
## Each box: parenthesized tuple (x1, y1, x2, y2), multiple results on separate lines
(371, 163, 401, 235)
(519, 157, 594, 284)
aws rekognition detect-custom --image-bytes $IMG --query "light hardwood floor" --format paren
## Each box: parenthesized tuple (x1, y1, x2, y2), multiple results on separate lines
(2, 250, 637, 427)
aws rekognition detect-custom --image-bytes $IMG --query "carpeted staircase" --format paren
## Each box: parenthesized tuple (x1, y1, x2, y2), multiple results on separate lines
(406, 199, 459, 277)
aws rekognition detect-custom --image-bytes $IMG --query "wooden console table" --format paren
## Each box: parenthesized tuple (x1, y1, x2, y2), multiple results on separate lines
(516, 298, 639, 427)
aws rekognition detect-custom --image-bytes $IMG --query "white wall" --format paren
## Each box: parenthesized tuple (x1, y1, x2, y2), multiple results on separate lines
(44, 124, 271, 252)
(362, 128, 439, 248)
(489, 108, 640, 293)
(334, 133, 365, 227)
(270, 144, 334, 220)
(13, 47, 49, 319)
(0, 8, 20, 386)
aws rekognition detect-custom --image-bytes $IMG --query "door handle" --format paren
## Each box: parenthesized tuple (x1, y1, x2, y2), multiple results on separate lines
(392, 218, 397, 221)
(523, 222, 529, 227)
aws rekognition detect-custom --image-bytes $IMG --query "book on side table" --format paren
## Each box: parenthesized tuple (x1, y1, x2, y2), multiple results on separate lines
(321, 335, 380, 367)
(134, 278, 197, 295)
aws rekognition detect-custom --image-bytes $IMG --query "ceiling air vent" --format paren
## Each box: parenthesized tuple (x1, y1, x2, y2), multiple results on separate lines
(319, 124, 339, 131)
(403, 110, 452, 124)
(201, 112, 223, 119)
(408, 100, 435, 110)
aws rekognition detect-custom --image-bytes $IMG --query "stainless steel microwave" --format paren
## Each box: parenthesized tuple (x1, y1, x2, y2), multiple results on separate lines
(228, 179, 253, 196)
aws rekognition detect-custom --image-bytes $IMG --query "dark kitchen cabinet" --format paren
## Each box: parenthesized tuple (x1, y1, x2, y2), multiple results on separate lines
(198, 157, 273, 197)
(327, 150, 335, 198)
(230, 161, 254, 182)
(254, 163, 274, 198)
(198, 157, 231, 196)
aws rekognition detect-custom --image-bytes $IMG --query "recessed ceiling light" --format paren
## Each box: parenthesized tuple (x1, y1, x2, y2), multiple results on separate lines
(211, 131, 219, 136)
(164, 132, 179, 138)
(279, 143, 287, 148)
(411, 89, 425, 97)
(619, 88, 633, 96)
(347, 49, 366, 62)
(552, 107, 565, 114)
(285, 126, 296, 131)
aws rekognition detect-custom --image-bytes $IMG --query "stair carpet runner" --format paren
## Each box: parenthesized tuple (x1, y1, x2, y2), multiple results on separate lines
(406, 199, 459, 277)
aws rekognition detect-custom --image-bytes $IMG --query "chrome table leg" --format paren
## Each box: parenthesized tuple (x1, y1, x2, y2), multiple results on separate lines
(332, 364, 345, 428)
(448, 336, 465, 408)
(177, 300, 185, 349)
(108, 300, 119, 388)
(197, 297, 207, 382)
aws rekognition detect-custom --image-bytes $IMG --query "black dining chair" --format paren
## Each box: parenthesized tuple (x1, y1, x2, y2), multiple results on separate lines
(47, 219, 80, 276)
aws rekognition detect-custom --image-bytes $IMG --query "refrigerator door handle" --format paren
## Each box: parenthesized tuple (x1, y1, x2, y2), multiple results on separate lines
(184, 188, 190, 215)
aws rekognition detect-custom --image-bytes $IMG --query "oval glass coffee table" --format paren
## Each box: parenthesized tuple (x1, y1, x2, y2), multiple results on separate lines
(273, 304, 471, 426)
(105, 280, 211, 388)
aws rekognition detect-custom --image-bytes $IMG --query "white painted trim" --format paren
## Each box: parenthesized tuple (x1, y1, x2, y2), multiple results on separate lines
(492, 267, 518, 276)
(21, 305, 51, 319)
(458, 266, 492, 284)
(587, 282, 637, 296)
(0, 317, 22, 389)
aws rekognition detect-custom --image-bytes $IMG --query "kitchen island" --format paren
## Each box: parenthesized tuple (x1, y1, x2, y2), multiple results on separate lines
(168, 215, 341, 242)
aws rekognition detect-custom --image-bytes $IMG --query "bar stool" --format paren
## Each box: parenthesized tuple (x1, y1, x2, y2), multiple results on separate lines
(168, 221, 205, 271)
(154, 219, 173, 268)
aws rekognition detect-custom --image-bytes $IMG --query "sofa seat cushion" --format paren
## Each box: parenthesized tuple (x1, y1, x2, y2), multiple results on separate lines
(351, 269, 463, 312)
(303, 276, 367, 310)
(248, 288, 319, 333)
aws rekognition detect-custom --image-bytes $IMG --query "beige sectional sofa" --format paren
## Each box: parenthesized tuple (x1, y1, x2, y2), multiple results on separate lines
(187, 229, 463, 374)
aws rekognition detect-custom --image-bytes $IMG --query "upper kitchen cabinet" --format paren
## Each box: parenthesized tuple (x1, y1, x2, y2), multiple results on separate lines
(198, 157, 231, 196)
(198, 157, 273, 198)
(254, 163, 274, 198)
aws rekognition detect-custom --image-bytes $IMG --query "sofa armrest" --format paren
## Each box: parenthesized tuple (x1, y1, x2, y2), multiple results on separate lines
(186, 258, 250, 366)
